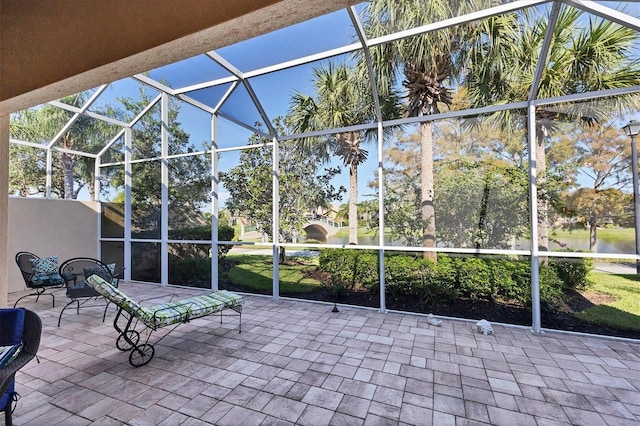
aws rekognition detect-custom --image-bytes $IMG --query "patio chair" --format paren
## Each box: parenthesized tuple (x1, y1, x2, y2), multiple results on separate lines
(57, 257, 124, 327)
(85, 274, 243, 367)
(13, 252, 64, 308)
(0, 308, 42, 426)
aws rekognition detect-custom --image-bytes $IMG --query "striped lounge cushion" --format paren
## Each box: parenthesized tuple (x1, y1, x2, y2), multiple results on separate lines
(86, 274, 243, 329)
(140, 291, 243, 328)
(86, 274, 144, 315)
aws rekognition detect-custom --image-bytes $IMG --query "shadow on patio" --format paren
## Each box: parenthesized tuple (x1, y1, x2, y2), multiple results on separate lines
(8, 282, 640, 425)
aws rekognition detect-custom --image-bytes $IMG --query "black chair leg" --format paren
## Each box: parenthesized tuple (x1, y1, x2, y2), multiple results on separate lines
(13, 289, 55, 308)
(5, 403, 12, 426)
(102, 301, 111, 322)
(58, 300, 79, 327)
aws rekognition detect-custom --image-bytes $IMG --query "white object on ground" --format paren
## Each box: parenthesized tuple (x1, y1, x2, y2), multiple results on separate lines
(426, 313, 442, 326)
(475, 319, 494, 335)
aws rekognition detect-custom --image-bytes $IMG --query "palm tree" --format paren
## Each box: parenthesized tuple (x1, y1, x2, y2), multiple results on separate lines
(11, 93, 92, 199)
(288, 62, 399, 244)
(363, 0, 494, 259)
(464, 5, 640, 251)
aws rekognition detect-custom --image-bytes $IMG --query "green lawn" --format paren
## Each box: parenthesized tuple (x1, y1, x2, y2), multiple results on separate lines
(551, 227, 635, 243)
(575, 271, 640, 332)
(226, 254, 321, 293)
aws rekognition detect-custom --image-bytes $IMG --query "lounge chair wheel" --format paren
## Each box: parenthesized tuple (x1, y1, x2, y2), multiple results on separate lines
(116, 330, 140, 351)
(129, 344, 155, 367)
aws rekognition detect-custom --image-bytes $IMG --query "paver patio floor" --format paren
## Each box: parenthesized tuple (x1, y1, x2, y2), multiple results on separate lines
(6, 282, 640, 425)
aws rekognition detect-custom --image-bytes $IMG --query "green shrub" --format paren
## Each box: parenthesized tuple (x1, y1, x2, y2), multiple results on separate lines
(318, 249, 378, 292)
(428, 255, 458, 303)
(168, 255, 211, 288)
(539, 266, 565, 311)
(318, 250, 569, 311)
(549, 255, 593, 290)
(167, 224, 235, 261)
(502, 259, 531, 304)
(456, 257, 494, 301)
(218, 224, 235, 261)
(487, 258, 524, 302)
(384, 255, 420, 298)
(165, 224, 236, 288)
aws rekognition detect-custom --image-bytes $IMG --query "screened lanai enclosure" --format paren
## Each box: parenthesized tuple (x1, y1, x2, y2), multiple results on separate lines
(8, 0, 640, 337)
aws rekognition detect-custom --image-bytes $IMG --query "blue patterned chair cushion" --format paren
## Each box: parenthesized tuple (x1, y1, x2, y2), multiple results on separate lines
(31, 273, 64, 285)
(83, 265, 119, 287)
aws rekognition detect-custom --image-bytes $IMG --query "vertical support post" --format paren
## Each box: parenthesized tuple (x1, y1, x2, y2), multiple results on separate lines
(272, 136, 280, 300)
(160, 93, 169, 286)
(124, 127, 132, 282)
(211, 114, 219, 291)
(528, 103, 541, 333)
(45, 149, 52, 198)
(377, 122, 386, 313)
(95, 156, 102, 258)
(631, 133, 640, 274)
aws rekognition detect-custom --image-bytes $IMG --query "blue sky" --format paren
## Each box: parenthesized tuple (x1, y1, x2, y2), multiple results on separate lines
(38, 1, 640, 204)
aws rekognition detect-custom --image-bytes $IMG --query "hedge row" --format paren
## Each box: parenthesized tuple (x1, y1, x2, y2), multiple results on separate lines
(166, 224, 236, 288)
(318, 249, 593, 310)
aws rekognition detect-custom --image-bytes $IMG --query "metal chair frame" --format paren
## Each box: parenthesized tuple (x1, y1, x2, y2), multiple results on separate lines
(13, 251, 63, 308)
(57, 257, 123, 327)
(0, 309, 42, 426)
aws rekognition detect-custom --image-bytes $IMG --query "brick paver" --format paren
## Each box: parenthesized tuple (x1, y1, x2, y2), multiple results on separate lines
(8, 282, 640, 425)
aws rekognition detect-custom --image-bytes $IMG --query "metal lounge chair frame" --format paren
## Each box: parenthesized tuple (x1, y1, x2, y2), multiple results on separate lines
(57, 257, 124, 327)
(85, 275, 243, 367)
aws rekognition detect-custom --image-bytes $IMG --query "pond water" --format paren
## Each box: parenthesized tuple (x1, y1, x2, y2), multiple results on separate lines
(547, 236, 635, 254)
(304, 234, 636, 255)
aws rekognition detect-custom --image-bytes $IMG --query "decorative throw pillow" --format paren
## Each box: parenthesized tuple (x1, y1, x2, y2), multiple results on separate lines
(29, 256, 59, 275)
(83, 266, 111, 282)
(107, 263, 120, 287)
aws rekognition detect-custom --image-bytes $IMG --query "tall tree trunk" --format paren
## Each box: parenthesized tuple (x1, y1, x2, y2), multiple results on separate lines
(589, 218, 597, 252)
(88, 171, 95, 200)
(476, 175, 490, 249)
(348, 162, 358, 245)
(536, 131, 549, 253)
(421, 121, 437, 260)
(61, 152, 76, 199)
(61, 135, 77, 199)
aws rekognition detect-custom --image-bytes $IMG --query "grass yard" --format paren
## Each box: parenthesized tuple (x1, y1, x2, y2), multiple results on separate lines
(575, 271, 640, 332)
(551, 227, 635, 244)
(226, 254, 321, 294)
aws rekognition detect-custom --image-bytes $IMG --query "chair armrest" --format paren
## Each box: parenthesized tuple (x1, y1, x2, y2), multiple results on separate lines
(113, 267, 126, 279)
(0, 350, 36, 395)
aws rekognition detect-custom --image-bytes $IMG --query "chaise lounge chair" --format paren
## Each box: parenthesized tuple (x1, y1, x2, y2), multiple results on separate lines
(85, 275, 244, 367)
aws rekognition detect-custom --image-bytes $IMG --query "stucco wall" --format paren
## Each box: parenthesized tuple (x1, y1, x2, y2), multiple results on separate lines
(8, 197, 99, 294)
(1, 115, 8, 306)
